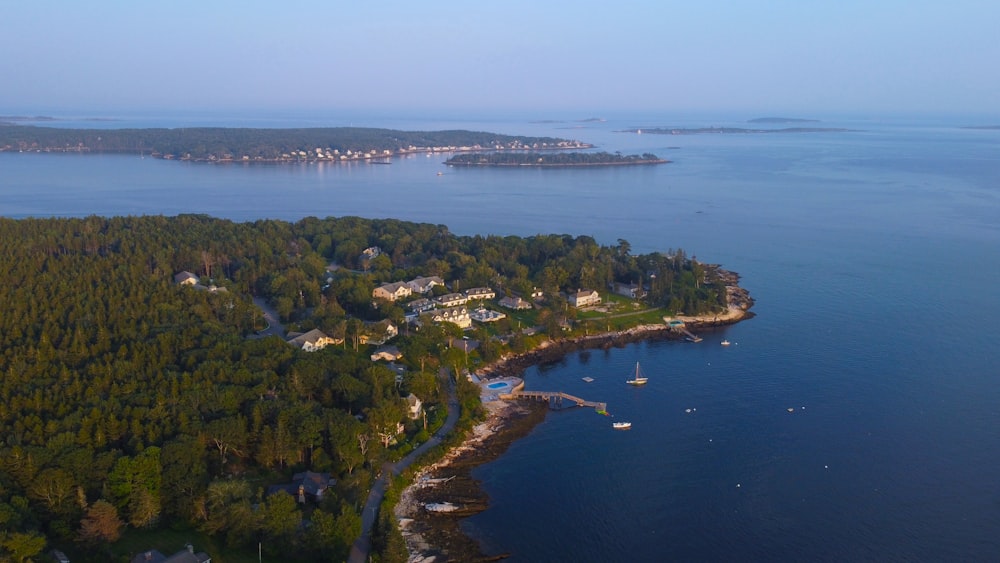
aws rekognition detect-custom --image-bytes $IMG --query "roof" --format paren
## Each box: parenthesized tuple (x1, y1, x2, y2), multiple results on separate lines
(285, 328, 331, 348)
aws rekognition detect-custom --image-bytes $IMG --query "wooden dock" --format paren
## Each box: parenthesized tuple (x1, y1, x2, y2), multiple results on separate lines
(500, 389, 607, 412)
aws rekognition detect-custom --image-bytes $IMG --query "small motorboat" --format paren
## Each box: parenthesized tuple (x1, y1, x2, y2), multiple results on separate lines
(721, 339, 731, 346)
(612, 421, 632, 430)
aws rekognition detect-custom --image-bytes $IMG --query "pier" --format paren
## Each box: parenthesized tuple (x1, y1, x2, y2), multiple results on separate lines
(500, 389, 607, 413)
(664, 317, 702, 342)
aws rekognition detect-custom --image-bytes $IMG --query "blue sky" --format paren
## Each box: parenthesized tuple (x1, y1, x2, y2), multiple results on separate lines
(2, 0, 998, 117)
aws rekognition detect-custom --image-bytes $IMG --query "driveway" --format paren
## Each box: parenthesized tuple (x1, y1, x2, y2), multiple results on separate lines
(348, 373, 461, 563)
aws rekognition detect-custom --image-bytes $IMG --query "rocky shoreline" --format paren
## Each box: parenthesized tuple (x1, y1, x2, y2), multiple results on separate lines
(395, 274, 754, 562)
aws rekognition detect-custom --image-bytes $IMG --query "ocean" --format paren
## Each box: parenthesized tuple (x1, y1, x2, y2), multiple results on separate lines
(3, 111, 999, 561)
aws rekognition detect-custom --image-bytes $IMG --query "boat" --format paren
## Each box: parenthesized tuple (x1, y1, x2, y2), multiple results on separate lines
(721, 339, 731, 346)
(582, 376, 594, 383)
(626, 361, 648, 386)
(612, 421, 632, 430)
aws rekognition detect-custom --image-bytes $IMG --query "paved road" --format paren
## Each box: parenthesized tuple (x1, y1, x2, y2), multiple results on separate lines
(251, 296, 286, 338)
(348, 374, 460, 563)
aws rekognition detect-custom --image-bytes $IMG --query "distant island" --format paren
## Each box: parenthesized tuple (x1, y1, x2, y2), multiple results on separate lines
(961, 125, 1000, 130)
(0, 124, 591, 162)
(618, 126, 855, 135)
(444, 151, 667, 167)
(747, 117, 821, 124)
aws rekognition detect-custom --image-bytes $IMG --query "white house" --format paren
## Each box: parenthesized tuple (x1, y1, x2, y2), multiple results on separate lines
(465, 287, 496, 300)
(407, 276, 445, 294)
(498, 295, 532, 310)
(371, 345, 403, 362)
(471, 307, 506, 323)
(406, 393, 423, 420)
(173, 271, 199, 285)
(408, 298, 435, 313)
(569, 290, 602, 308)
(286, 329, 340, 352)
(434, 292, 469, 307)
(431, 306, 472, 329)
(373, 282, 412, 302)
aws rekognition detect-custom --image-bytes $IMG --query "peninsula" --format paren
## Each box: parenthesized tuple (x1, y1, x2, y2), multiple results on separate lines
(444, 150, 667, 167)
(0, 124, 591, 162)
(0, 214, 749, 562)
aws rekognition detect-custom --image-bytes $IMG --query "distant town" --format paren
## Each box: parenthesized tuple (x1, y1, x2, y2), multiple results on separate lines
(0, 124, 592, 163)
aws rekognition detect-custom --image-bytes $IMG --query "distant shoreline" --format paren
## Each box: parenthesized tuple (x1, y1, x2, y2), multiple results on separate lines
(618, 126, 856, 135)
(444, 159, 668, 168)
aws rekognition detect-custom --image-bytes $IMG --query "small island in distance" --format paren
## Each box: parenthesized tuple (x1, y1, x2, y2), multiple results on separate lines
(444, 151, 667, 167)
(747, 117, 821, 124)
(618, 126, 855, 135)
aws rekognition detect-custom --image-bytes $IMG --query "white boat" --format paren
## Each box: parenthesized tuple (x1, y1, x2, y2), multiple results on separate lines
(721, 339, 731, 346)
(612, 421, 632, 430)
(626, 361, 648, 386)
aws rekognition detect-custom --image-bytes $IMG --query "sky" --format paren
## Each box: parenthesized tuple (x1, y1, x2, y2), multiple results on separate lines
(2, 0, 999, 118)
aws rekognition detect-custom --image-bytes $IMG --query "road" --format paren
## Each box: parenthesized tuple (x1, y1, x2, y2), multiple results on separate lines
(348, 373, 460, 563)
(251, 296, 286, 338)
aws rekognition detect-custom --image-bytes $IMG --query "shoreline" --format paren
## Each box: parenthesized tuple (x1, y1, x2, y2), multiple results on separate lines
(395, 276, 753, 561)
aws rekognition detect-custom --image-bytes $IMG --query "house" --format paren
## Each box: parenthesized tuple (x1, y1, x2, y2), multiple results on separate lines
(431, 306, 471, 329)
(371, 345, 403, 362)
(359, 320, 398, 346)
(406, 393, 423, 420)
(173, 271, 199, 286)
(286, 329, 340, 352)
(569, 290, 602, 308)
(361, 246, 381, 260)
(434, 292, 468, 308)
(465, 287, 496, 300)
(407, 297, 435, 313)
(407, 276, 445, 294)
(613, 282, 646, 299)
(498, 295, 532, 310)
(130, 545, 211, 563)
(373, 282, 412, 302)
(530, 287, 544, 300)
(266, 471, 336, 503)
(470, 306, 506, 323)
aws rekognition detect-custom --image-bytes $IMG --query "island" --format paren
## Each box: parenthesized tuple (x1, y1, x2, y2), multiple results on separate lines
(0, 124, 592, 162)
(444, 150, 667, 167)
(747, 117, 821, 124)
(0, 214, 750, 562)
(618, 126, 855, 134)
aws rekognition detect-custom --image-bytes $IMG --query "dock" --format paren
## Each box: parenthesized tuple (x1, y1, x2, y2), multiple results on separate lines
(664, 317, 702, 342)
(500, 389, 607, 413)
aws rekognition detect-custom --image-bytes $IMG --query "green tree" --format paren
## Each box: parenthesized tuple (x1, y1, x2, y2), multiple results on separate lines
(0, 531, 46, 563)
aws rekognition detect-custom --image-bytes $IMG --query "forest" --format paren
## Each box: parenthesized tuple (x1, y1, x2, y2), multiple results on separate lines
(444, 151, 666, 166)
(0, 125, 588, 162)
(0, 215, 726, 562)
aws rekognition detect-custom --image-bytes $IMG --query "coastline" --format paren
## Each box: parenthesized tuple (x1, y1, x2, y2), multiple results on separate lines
(395, 275, 753, 561)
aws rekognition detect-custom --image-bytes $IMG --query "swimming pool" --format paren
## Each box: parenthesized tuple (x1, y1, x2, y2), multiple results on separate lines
(487, 381, 509, 390)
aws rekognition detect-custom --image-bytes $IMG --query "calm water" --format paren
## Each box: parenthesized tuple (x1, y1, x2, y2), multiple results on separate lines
(3, 112, 1000, 561)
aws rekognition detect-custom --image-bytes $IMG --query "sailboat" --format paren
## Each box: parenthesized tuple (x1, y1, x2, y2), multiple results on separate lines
(626, 361, 648, 386)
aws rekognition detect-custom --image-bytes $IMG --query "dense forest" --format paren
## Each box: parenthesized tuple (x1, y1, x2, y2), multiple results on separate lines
(444, 151, 666, 167)
(0, 215, 726, 562)
(0, 125, 589, 162)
